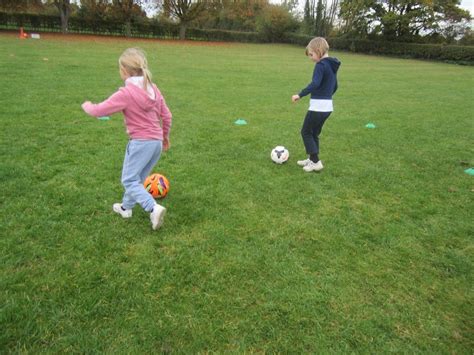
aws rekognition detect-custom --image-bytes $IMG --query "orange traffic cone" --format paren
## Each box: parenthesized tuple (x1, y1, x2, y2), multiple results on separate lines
(19, 27, 28, 39)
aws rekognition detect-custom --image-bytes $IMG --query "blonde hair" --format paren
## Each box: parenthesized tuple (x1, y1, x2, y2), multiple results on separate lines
(305, 37, 329, 57)
(119, 48, 152, 91)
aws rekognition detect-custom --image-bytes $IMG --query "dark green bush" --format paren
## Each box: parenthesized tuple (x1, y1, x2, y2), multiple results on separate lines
(256, 5, 297, 43)
(0, 12, 259, 42)
(0, 12, 60, 31)
(0, 12, 179, 37)
(283, 34, 474, 64)
(186, 28, 260, 43)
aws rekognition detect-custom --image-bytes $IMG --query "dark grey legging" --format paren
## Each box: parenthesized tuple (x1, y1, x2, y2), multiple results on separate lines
(301, 110, 331, 155)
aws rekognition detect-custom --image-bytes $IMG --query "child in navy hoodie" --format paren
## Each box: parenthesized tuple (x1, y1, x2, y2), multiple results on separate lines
(292, 37, 340, 172)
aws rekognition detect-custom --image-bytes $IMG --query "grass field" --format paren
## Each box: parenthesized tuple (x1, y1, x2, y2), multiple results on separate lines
(1, 32, 473, 352)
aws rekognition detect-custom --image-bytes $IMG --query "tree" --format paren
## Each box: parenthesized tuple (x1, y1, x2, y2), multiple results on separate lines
(282, 0, 299, 13)
(77, 0, 111, 32)
(326, 0, 339, 35)
(0, 0, 43, 13)
(459, 29, 474, 45)
(304, 0, 340, 36)
(339, 0, 379, 38)
(378, 0, 470, 40)
(0, 0, 23, 12)
(304, 0, 316, 34)
(78, 0, 110, 19)
(378, 1, 439, 40)
(110, 0, 148, 37)
(256, 4, 297, 42)
(339, 0, 471, 42)
(53, 0, 71, 33)
(434, 0, 471, 42)
(189, 0, 273, 32)
(158, 0, 207, 39)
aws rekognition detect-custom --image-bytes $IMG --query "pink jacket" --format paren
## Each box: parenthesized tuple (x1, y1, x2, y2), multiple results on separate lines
(82, 81, 172, 140)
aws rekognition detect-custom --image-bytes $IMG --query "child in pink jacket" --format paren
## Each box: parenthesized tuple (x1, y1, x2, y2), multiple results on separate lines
(82, 48, 172, 230)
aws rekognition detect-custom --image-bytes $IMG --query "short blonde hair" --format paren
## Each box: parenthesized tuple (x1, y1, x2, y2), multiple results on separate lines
(119, 48, 152, 91)
(305, 37, 329, 57)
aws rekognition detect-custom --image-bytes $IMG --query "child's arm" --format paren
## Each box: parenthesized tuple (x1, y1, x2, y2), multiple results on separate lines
(159, 95, 172, 150)
(298, 64, 324, 98)
(82, 89, 127, 118)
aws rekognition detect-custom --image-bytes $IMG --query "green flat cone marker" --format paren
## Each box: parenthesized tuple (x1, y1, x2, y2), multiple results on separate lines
(98, 116, 110, 121)
(365, 123, 376, 129)
(464, 168, 474, 176)
(234, 119, 247, 125)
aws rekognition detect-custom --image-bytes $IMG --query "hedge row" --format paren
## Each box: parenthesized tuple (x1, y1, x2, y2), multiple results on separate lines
(0, 12, 262, 42)
(186, 28, 261, 43)
(284, 33, 474, 64)
(1, 12, 472, 64)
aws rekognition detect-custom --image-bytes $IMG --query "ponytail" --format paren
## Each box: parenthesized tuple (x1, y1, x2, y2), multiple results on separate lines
(119, 48, 153, 90)
(142, 67, 152, 92)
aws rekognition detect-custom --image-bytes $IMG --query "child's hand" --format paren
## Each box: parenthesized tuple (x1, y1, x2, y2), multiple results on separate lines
(163, 138, 170, 151)
(81, 101, 92, 112)
(292, 95, 300, 103)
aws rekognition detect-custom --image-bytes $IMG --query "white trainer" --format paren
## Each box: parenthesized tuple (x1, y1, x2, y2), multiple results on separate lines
(297, 158, 312, 166)
(150, 204, 166, 230)
(113, 203, 132, 218)
(303, 160, 324, 172)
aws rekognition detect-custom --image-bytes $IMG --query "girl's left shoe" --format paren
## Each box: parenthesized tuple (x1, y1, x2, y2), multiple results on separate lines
(150, 204, 166, 230)
(303, 160, 324, 172)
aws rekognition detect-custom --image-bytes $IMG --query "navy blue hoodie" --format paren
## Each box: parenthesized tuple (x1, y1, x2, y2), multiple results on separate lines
(299, 57, 341, 100)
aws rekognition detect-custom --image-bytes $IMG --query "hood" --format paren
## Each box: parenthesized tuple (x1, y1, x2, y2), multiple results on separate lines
(321, 57, 341, 73)
(124, 77, 158, 111)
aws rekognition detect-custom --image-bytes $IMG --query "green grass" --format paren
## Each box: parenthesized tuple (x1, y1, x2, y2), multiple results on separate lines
(1, 33, 473, 353)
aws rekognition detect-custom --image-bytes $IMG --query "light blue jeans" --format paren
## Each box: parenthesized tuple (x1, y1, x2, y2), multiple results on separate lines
(121, 139, 162, 212)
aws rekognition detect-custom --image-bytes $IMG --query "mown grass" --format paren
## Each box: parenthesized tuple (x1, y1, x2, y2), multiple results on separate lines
(0, 33, 473, 353)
